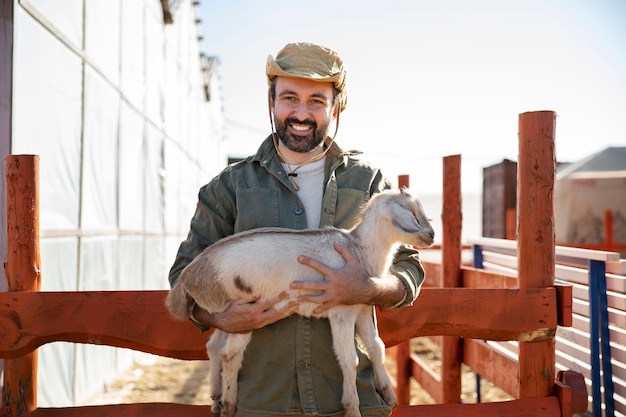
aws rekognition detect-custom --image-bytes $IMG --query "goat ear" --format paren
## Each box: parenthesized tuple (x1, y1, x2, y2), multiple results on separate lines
(390, 206, 423, 234)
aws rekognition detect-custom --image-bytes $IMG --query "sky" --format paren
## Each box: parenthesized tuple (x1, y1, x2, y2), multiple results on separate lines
(198, 0, 626, 195)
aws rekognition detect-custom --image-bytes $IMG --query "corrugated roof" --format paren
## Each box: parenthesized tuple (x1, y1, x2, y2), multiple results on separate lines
(557, 146, 626, 179)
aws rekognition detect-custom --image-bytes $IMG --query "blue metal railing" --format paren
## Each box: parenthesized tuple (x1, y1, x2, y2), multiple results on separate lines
(589, 259, 615, 417)
(471, 242, 617, 416)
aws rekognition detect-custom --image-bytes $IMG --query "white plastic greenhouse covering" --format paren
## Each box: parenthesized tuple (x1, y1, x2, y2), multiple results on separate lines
(2, 0, 227, 406)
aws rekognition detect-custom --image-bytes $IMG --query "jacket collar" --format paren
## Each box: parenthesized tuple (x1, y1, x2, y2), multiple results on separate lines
(252, 134, 362, 166)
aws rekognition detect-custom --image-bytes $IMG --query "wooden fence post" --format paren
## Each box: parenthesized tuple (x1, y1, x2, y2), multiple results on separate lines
(516, 111, 557, 397)
(2, 155, 41, 416)
(440, 155, 462, 403)
(394, 174, 412, 404)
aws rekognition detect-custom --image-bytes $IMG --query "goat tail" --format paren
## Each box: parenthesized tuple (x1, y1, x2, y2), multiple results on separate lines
(165, 281, 192, 321)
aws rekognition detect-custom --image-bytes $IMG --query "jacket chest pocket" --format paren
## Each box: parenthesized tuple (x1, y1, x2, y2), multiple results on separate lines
(234, 188, 280, 233)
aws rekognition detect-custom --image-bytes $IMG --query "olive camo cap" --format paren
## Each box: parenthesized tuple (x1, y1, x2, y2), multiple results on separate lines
(266, 42, 347, 111)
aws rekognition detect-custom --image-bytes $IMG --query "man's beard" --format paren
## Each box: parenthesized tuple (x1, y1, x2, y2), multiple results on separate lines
(274, 116, 328, 153)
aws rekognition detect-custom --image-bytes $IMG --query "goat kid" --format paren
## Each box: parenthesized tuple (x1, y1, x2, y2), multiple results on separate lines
(166, 189, 435, 417)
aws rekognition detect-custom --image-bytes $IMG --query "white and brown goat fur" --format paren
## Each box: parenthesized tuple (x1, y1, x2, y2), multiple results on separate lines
(166, 188, 435, 417)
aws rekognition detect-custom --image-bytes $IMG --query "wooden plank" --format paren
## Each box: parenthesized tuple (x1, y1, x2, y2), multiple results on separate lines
(607, 260, 626, 275)
(519, 339, 556, 398)
(571, 315, 591, 337)
(28, 403, 213, 417)
(607, 272, 626, 293)
(410, 352, 443, 403)
(461, 267, 518, 288)
(27, 399, 564, 417)
(554, 351, 591, 380)
(391, 397, 562, 417)
(482, 251, 518, 270)
(3, 155, 42, 417)
(390, 342, 412, 404)
(556, 370, 589, 415)
(555, 264, 590, 286)
(556, 324, 590, 350)
(516, 110, 557, 398)
(554, 245, 620, 262)
(439, 155, 462, 404)
(463, 339, 518, 397)
(570, 282, 590, 303)
(608, 306, 626, 328)
(378, 287, 558, 345)
(482, 262, 519, 277)
(0, 290, 209, 360)
(420, 261, 441, 287)
(487, 340, 519, 358)
(470, 236, 621, 263)
(608, 289, 626, 311)
(468, 237, 518, 252)
(0, 288, 558, 359)
(439, 336, 462, 403)
(571, 298, 589, 318)
(606, 333, 626, 366)
(607, 322, 626, 346)
(556, 284, 573, 327)
(555, 336, 590, 365)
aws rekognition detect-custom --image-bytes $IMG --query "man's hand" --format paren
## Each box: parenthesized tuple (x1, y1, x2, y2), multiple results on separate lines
(292, 242, 377, 314)
(292, 242, 407, 313)
(194, 291, 298, 333)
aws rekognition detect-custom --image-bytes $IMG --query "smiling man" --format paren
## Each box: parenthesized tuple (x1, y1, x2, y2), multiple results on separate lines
(168, 42, 425, 417)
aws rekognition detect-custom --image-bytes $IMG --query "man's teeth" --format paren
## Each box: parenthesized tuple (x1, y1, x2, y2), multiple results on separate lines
(292, 124, 310, 131)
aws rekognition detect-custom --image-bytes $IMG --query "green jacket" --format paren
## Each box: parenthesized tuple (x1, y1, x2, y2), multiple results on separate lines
(169, 136, 425, 416)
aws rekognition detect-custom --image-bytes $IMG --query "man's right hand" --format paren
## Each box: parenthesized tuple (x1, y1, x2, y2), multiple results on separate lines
(194, 291, 299, 333)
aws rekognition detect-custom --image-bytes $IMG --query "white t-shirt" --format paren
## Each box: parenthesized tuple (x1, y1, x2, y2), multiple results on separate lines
(282, 157, 325, 229)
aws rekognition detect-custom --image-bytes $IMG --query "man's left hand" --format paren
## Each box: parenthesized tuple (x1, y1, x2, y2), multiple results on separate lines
(291, 242, 376, 314)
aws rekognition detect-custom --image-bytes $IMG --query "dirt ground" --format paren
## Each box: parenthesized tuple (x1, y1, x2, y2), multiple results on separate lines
(93, 337, 512, 406)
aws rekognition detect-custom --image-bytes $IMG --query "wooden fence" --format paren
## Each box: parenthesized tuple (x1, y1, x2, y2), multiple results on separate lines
(469, 237, 626, 416)
(0, 111, 587, 417)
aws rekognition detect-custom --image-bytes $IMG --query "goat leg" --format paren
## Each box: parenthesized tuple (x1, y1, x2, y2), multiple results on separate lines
(328, 308, 362, 417)
(219, 332, 252, 417)
(355, 307, 397, 408)
(207, 330, 228, 415)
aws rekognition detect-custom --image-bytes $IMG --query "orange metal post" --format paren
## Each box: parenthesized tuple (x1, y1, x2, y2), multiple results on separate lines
(440, 155, 462, 403)
(2, 155, 41, 416)
(516, 111, 557, 398)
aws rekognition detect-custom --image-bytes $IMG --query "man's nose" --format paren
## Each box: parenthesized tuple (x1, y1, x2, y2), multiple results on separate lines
(293, 101, 309, 118)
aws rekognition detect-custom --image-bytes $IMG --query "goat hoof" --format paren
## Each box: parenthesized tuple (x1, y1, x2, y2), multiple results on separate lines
(344, 405, 361, 417)
(211, 399, 222, 415)
(380, 386, 397, 407)
(220, 401, 235, 417)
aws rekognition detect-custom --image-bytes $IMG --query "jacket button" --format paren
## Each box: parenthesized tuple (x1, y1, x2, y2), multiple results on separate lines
(294, 207, 303, 215)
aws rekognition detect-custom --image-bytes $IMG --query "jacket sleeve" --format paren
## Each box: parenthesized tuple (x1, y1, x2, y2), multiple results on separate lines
(388, 244, 426, 308)
(168, 171, 236, 288)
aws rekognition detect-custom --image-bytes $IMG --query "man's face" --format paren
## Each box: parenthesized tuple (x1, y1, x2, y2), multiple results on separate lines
(272, 77, 337, 153)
